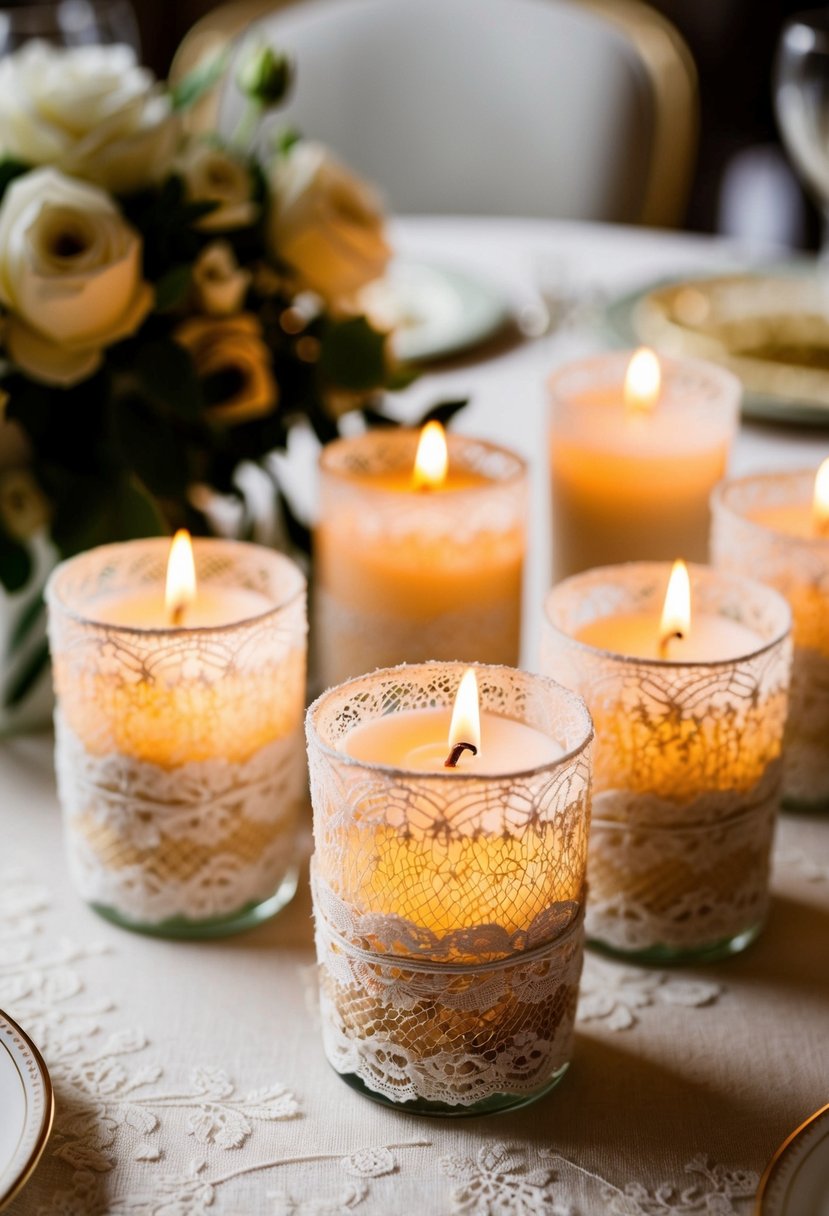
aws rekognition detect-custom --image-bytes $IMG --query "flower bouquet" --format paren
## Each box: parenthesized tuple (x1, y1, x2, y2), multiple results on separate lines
(0, 39, 460, 720)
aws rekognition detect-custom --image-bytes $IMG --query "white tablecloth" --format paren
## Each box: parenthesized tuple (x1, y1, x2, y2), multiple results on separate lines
(4, 217, 829, 1216)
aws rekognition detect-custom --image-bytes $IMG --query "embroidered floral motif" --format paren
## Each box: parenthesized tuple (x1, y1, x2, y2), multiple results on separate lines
(775, 845, 829, 884)
(541, 1152, 758, 1215)
(577, 958, 721, 1031)
(440, 1143, 574, 1216)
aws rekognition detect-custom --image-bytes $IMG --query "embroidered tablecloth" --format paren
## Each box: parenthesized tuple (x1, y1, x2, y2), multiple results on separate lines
(5, 217, 829, 1215)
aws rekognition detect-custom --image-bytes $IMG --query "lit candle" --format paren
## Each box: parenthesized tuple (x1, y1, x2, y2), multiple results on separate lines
(712, 463, 829, 810)
(90, 530, 273, 630)
(548, 350, 740, 583)
(542, 561, 792, 962)
(46, 536, 307, 935)
(313, 425, 527, 689)
(576, 559, 763, 661)
(306, 662, 593, 1113)
(344, 668, 562, 774)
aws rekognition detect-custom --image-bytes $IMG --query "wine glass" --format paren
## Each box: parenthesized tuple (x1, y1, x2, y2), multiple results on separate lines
(0, 0, 140, 55)
(775, 9, 829, 245)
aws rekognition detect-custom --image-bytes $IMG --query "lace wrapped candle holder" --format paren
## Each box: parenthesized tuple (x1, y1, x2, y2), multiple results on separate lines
(541, 563, 792, 963)
(712, 471, 829, 811)
(313, 431, 526, 690)
(305, 662, 593, 1116)
(46, 538, 307, 938)
(548, 352, 740, 583)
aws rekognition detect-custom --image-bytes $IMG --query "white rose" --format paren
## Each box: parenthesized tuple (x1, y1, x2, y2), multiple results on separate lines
(0, 168, 153, 388)
(179, 142, 258, 232)
(0, 41, 178, 194)
(192, 242, 251, 316)
(268, 141, 391, 306)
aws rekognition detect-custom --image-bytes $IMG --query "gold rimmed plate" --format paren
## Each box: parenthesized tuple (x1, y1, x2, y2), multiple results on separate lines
(604, 268, 829, 426)
(756, 1104, 829, 1215)
(0, 1009, 54, 1211)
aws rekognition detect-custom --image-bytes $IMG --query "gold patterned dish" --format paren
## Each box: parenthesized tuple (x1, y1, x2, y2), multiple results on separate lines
(756, 1104, 829, 1215)
(0, 1010, 54, 1211)
(605, 271, 829, 425)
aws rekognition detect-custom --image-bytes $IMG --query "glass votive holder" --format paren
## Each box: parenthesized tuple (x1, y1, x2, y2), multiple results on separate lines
(548, 351, 740, 584)
(305, 662, 593, 1116)
(313, 430, 527, 690)
(541, 563, 792, 963)
(46, 538, 307, 938)
(711, 470, 829, 811)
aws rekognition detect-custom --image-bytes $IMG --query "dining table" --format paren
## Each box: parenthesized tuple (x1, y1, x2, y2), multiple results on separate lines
(3, 215, 828, 1216)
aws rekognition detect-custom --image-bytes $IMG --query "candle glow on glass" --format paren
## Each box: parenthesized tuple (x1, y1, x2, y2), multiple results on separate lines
(165, 530, 197, 625)
(814, 457, 829, 535)
(412, 420, 449, 490)
(623, 347, 661, 417)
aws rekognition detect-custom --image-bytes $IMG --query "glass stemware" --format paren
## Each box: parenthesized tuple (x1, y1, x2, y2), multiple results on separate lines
(0, 0, 139, 55)
(775, 9, 829, 247)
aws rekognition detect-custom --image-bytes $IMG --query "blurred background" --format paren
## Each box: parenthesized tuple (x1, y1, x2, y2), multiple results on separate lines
(140, 0, 824, 249)
(0, 0, 823, 247)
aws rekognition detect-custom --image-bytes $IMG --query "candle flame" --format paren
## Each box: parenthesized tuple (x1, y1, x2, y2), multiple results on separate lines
(165, 530, 197, 625)
(814, 457, 829, 535)
(659, 559, 691, 657)
(448, 668, 481, 756)
(412, 421, 448, 490)
(624, 348, 661, 416)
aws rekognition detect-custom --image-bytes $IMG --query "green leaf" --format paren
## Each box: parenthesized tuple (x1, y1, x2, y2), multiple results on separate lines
(133, 339, 203, 420)
(417, 398, 469, 428)
(171, 51, 228, 111)
(3, 641, 48, 709)
(52, 474, 167, 558)
(385, 364, 419, 392)
(0, 159, 30, 202)
(154, 264, 192, 312)
(319, 317, 387, 391)
(8, 593, 45, 659)
(0, 532, 32, 593)
(114, 399, 190, 499)
(274, 126, 301, 155)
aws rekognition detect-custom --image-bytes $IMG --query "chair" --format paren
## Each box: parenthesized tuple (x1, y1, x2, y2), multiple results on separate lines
(171, 0, 697, 226)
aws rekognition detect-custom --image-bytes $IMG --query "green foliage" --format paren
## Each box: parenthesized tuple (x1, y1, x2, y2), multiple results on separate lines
(319, 317, 388, 391)
(170, 51, 229, 111)
(0, 532, 32, 593)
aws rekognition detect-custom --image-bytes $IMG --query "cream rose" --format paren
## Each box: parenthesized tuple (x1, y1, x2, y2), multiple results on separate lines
(192, 242, 251, 316)
(0, 168, 153, 388)
(179, 142, 258, 232)
(175, 314, 277, 424)
(0, 41, 178, 194)
(268, 141, 391, 306)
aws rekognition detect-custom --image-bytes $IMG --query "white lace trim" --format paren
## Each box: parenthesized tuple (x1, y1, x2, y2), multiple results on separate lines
(585, 771, 778, 953)
(55, 714, 304, 925)
(313, 876, 583, 1107)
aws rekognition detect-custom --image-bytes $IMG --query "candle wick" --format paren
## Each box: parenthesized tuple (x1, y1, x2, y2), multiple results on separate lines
(444, 741, 478, 768)
(658, 629, 684, 660)
(171, 601, 186, 627)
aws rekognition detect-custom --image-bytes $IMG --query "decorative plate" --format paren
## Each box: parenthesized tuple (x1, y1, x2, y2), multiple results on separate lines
(0, 1010, 54, 1211)
(757, 1104, 829, 1215)
(359, 260, 510, 362)
(604, 270, 829, 426)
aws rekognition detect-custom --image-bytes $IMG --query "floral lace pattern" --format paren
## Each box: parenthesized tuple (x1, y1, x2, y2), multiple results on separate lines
(577, 957, 722, 1031)
(55, 714, 303, 926)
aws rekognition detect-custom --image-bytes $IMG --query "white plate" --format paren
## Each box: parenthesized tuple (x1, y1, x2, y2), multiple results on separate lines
(757, 1104, 829, 1216)
(603, 270, 829, 426)
(360, 260, 510, 362)
(0, 1010, 54, 1211)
